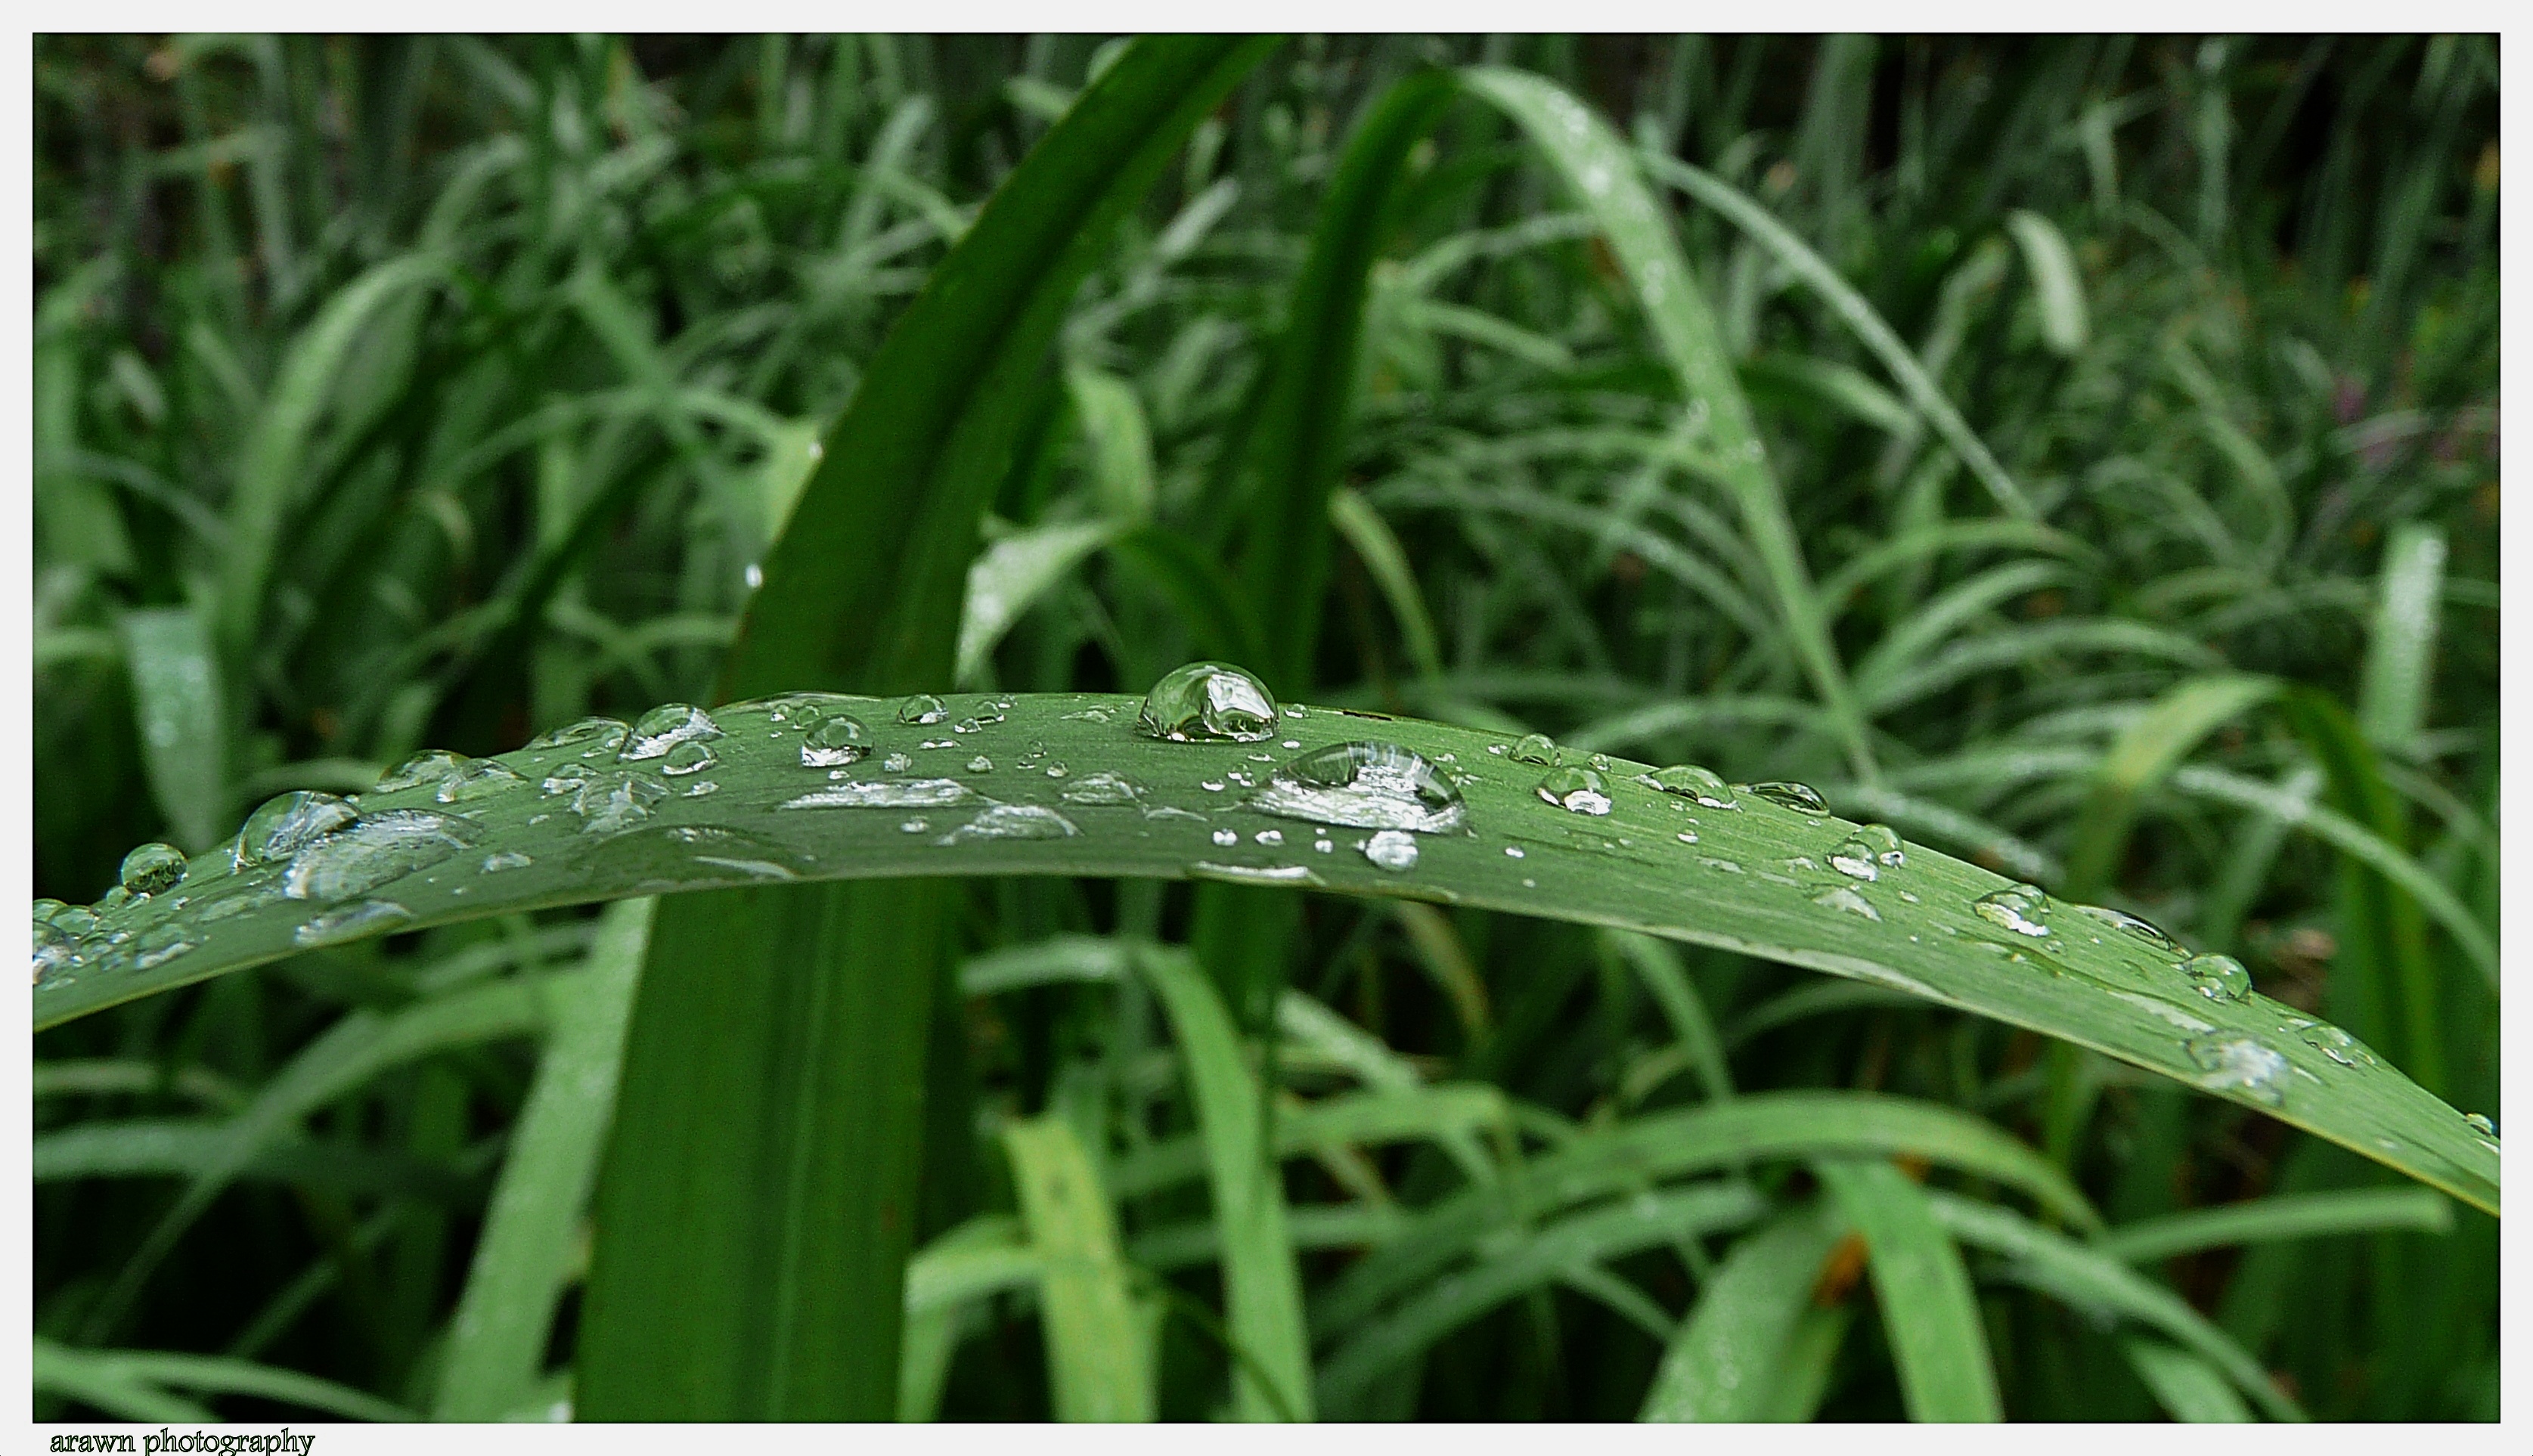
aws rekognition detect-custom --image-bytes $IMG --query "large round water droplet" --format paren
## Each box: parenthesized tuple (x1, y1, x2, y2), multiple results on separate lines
(1742, 781, 1829, 816)
(1508, 733, 1559, 766)
(1828, 835, 1882, 881)
(1363, 829, 1420, 871)
(284, 810, 479, 900)
(436, 758, 526, 804)
(567, 772, 670, 833)
(2073, 903, 2181, 954)
(1535, 766, 1611, 816)
(658, 741, 718, 777)
(940, 804, 1080, 844)
(119, 843, 189, 898)
(51, 906, 101, 939)
(295, 899, 414, 947)
(2184, 1032, 2288, 1107)
(2180, 952, 2249, 1002)
(376, 749, 467, 794)
(1246, 742, 1466, 833)
(526, 717, 630, 753)
(1137, 662, 1279, 742)
(235, 792, 360, 871)
(620, 704, 724, 761)
(1972, 883, 2052, 937)
(1638, 764, 1737, 809)
(897, 693, 950, 726)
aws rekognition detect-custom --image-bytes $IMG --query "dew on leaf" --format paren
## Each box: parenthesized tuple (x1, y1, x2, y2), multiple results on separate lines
(2465, 1112, 2496, 1137)
(1972, 883, 2052, 937)
(619, 704, 724, 761)
(2073, 903, 2182, 955)
(295, 899, 414, 947)
(1060, 772, 1143, 807)
(1247, 741, 1467, 834)
(801, 715, 873, 767)
(2293, 1019, 2377, 1067)
(659, 741, 718, 776)
(1212, 829, 1239, 847)
(235, 792, 361, 871)
(119, 842, 189, 898)
(898, 693, 950, 726)
(1638, 764, 1737, 809)
(376, 749, 468, 793)
(2181, 952, 2251, 1002)
(1363, 829, 1421, 871)
(941, 804, 1079, 844)
(284, 810, 479, 901)
(526, 716, 631, 752)
(1811, 885, 1880, 921)
(968, 755, 994, 773)
(1742, 781, 1829, 816)
(780, 778, 979, 810)
(566, 773, 670, 835)
(436, 758, 526, 803)
(2184, 1032, 2289, 1107)
(1137, 661, 1280, 742)
(1508, 733, 1558, 765)
(482, 851, 533, 873)
(883, 752, 914, 773)
(1535, 766, 1612, 816)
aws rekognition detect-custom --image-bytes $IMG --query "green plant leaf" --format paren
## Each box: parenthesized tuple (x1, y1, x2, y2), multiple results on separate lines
(1813, 1157, 2001, 1420)
(2004, 209, 2091, 355)
(2095, 1187, 2453, 1265)
(1002, 1115, 1156, 1421)
(34, 1337, 413, 1423)
(1639, 1200, 1847, 1422)
(2122, 1337, 2254, 1423)
(116, 604, 232, 854)
(2357, 522, 2448, 755)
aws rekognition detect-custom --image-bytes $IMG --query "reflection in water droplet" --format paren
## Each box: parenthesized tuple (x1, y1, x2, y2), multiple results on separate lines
(1505, 845, 1525, 858)
(898, 693, 950, 726)
(1742, 781, 1829, 815)
(1973, 883, 2052, 937)
(527, 717, 631, 753)
(2293, 1019, 2376, 1067)
(295, 899, 414, 947)
(285, 810, 480, 900)
(659, 741, 718, 776)
(781, 778, 981, 810)
(2073, 903, 2181, 955)
(1212, 829, 1239, 847)
(2184, 1033, 2289, 1107)
(2179, 952, 2250, 1002)
(2465, 1112, 2496, 1137)
(1363, 829, 1420, 871)
(1256, 830, 1284, 847)
(1536, 766, 1612, 816)
(1248, 742, 1467, 833)
(941, 804, 1080, 844)
(1137, 661, 1280, 742)
(119, 843, 189, 897)
(566, 773, 670, 835)
(968, 755, 994, 773)
(1638, 764, 1737, 808)
(1812, 885, 1880, 921)
(377, 749, 468, 793)
(619, 704, 723, 761)
(482, 851, 533, 873)
(1508, 733, 1558, 765)
(801, 715, 873, 767)
(541, 763, 592, 797)
(1060, 772, 1143, 807)
(234, 792, 363, 873)
(436, 758, 526, 803)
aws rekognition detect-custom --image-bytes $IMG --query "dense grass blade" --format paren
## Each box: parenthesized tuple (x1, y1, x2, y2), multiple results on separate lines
(1813, 1157, 2001, 1420)
(955, 520, 1125, 684)
(898, 1216, 1040, 1421)
(1639, 1200, 1846, 1421)
(1002, 1117, 1155, 1421)
(2097, 1187, 2453, 1265)
(2122, 1337, 2254, 1422)
(35, 1338, 411, 1423)
(115, 606, 231, 854)
(1329, 486, 1445, 681)
(2356, 523, 2447, 755)
(2062, 674, 2279, 899)
(434, 899, 653, 1420)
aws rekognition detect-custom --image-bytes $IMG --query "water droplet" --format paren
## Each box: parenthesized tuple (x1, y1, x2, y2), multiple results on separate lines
(52, 906, 102, 939)
(1508, 733, 1558, 765)
(540, 763, 591, 796)
(1812, 885, 1880, 921)
(1638, 764, 1737, 809)
(1201, 779, 1226, 792)
(1827, 837, 1882, 881)
(564, 773, 669, 835)
(1255, 830, 1284, 847)
(1060, 772, 1144, 807)
(781, 778, 980, 810)
(526, 717, 630, 753)
(2184, 1033, 2289, 1107)
(1742, 781, 1829, 816)
(1505, 845, 1526, 858)
(897, 693, 950, 726)
(2464, 1112, 2496, 1137)
(33, 921, 79, 984)
(1248, 741, 1467, 833)
(1699, 857, 1744, 875)
(659, 741, 718, 776)
(1972, 883, 2052, 937)
(684, 780, 720, 798)
(941, 804, 1079, 844)
(1314, 837, 1334, 853)
(801, 715, 873, 767)
(1282, 739, 1301, 750)
(118, 843, 189, 898)
(1136, 661, 1280, 742)
(2293, 1020, 2376, 1067)
(482, 851, 533, 873)
(968, 755, 994, 773)
(883, 751, 914, 773)
(739, 691, 864, 727)
(920, 739, 960, 750)
(1192, 862, 1322, 886)
(1676, 830, 1700, 844)
(619, 704, 724, 762)
(32, 899, 66, 926)
(377, 748, 468, 793)
(1587, 752, 1612, 772)
(95, 887, 132, 914)
(1060, 705, 1113, 723)
(953, 718, 984, 735)
(2073, 903, 2181, 955)
(1212, 829, 1239, 847)
(1043, 762, 1069, 779)
(901, 819, 929, 833)
(234, 792, 363, 872)
(284, 810, 479, 900)
(1535, 766, 1612, 816)
(294, 899, 414, 946)
(2180, 952, 2251, 1002)
(1363, 829, 1420, 871)
(1144, 804, 1210, 823)
(436, 758, 526, 803)
(132, 922, 196, 970)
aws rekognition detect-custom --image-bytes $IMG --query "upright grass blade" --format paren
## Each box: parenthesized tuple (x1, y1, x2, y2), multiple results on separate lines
(116, 605, 231, 854)
(1812, 1157, 2001, 1421)
(1465, 68, 1878, 783)
(1002, 1116, 1155, 1421)
(898, 1216, 1041, 1422)
(434, 899, 653, 1420)
(2357, 522, 2448, 756)
(2062, 674, 2279, 900)
(39, 693, 2497, 1216)
(1639, 1200, 1846, 1422)
(1139, 946, 1313, 1421)
(2122, 1337, 2254, 1423)
(578, 36, 1279, 1420)
(1603, 928, 1734, 1101)
(2003, 209, 2091, 355)
(1329, 486, 1445, 682)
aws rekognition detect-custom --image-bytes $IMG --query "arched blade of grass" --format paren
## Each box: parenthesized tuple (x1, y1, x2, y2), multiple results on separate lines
(2095, 1187, 2453, 1265)
(36, 690, 2496, 1216)
(1002, 1116, 1156, 1422)
(1812, 1157, 2001, 1420)
(34, 1337, 414, 1423)
(1639, 1200, 1847, 1422)
(2061, 674, 2280, 900)
(2122, 1337, 2254, 1423)
(898, 1215, 1040, 1421)
(116, 605, 231, 854)
(1463, 67, 1877, 783)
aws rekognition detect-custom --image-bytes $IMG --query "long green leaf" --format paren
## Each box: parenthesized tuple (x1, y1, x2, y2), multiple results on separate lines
(2096, 1187, 2453, 1265)
(116, 605, 231, 854)
(1813, 1157, 2001, 1420)
(1002, 1116, 1155, 1421)
(1639, 1200, 1846, 1421)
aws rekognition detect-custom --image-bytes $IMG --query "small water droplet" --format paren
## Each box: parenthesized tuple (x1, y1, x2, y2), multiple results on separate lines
(437, 758, 527, 803)
(1248, 742, 1467, 834)
(526, 717, 630, 753)
(1973, 883, 2052, 937)
(1742, 781, 1828, 816)
(1044, 762, 1069, 779)
(52, 906, 103, 938)
(1060, 705, 1114, 723)
(33, 921, 79, 984)
(1505, 845, 1526, 858)
(95, 887, 132, 914)
(954, 717, 984, 735)
(1282, 739, 1301, 750)
(1586, 752, 1611, 772)
(482, 851, 533, 873)
(1676, 830, 1699, 844)
(920, 739, 960, 750)
(743, 691, 864, 727)
(377, 748, 468, 793)
(1812, 885, 1880, 921)
(1638, 764, 1737, 809)
(659, 741, 718, 776)
(295, 899, 414, 947)
(685, 780, 720, 798)
(1137, 662, 1279, 742)
(1699, 857, 1744, 875)
(898, 693, 950, 726)
(1486, 744, 1505, 756)
(284, 810, 481, 900)
(1192, 861, 1322, 886)
(2184, 1033, 2289, 1107)
(132, 922, 197, 969)
(968, 754, 994, 773)
(119, 843, 189, 898)
(2293, 1019, 2376, 1067)
(541, 763, 591, 796)
(234, 792, 362, 872)
(940, 804, 1079, 843)
(1061, 772, 1144, 806)
(564, 773, 669, 835)
(801, 715, 873, 767)
(883, 751, 915, 773)
(2073, 903, 2181, 955)
(1314, 837, 1334, 853)
(1535, 766, 1612, 816)
(901, 819, 929, 833)
(2464, 1112, 2496, 1137)
(1212, 829, 1239, 847)
(1256, 830, 1284, 846)
(2180, 952, 2251, 1002)
(1508, 733, 1558, 765)
(782, 778, 981, 810)
(1201, 779, 1226, 792)
(1363, 829, 1420, 871)
(619, 704, 724, 761)
(1828, 833, 1887, 881)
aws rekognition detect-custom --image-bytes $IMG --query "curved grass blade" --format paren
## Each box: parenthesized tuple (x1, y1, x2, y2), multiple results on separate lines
(34, 1337, 411, 1423)
(2062, 674, 2279, 899)
(1813, 1157, 2001, 1420)
(955, 519, 1126, 685)
(1639, 1199, 1846, 1422)
(2096, 1187, 2454, 1265)
(1002, 1116, 1155, 1421)
(1329, 486, 1444, 681)
(2122, 1336, 2254, 1422)
(898, 1215, 1040, 1422)
(2004, 209, 2091, 355)
(36, 691, 2495, 1216)
(116, 605, 231, 854)
(1465, 67, 1877, 782)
